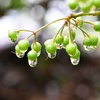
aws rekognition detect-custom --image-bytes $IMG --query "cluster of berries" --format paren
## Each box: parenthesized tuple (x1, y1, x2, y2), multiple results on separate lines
(8, 29, 42, 67)
(67, 0, 100, 13)
(8, 14, 99, 67)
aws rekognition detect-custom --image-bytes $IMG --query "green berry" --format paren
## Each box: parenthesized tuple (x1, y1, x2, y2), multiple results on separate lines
(27, 50, 38, 60)
(70, 29, 76, 40)
(75, 17, 83, 27)
(93, 21, 100, 31)
(18, 39, 29, 51)
(15, 45, 22, 53)
(44, 39, 52, 46)
(66, 43, 77, 55)
(67, 0, 78, 10)
(55, 34, 64, 44)
(90, 36, 98, 46)
(46, 43, 56, 53)
(63, 36, 69, 47)
(83, 37, 91, 46)
(8, 29, 19, 39)
(93, 0, 100, 8)
(31, 42, 42, 52)
(80, 3, 92, 13)
(70, 49, 80, 58)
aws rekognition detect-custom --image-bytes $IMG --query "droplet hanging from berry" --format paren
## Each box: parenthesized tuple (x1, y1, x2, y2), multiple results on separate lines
(70, 57, 80, 65)
(47, 51, 57, 59)
(28, 59, 37, 67)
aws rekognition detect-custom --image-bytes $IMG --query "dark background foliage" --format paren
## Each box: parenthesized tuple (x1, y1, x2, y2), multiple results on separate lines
(0, 0, 100, 100)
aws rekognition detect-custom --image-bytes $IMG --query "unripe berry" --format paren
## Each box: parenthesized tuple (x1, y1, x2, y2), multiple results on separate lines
(90, 36, 98, 46)
(67, 0, 78, 10)
(27, 50, 38, 60)
(66, 43, 77, 55)
(31, 42, 42, 52)
(93, 21, 100, 31)
(15, 45, 22, 53)
(44, 39, 52, 47)
(55, 34, 64, 44)
(80, 3, 92, 13)
(18, 39, 29, 51)
(93, 0, 100, 8)
(46, 43, 56, 53)
(75, 17, 83, 27)
(8, 29, 19, 39)
(83, 37, 91, 46)
(70, 49, 80, 59)
(70, 29, 76, 40)
(63, 36, 69, 47)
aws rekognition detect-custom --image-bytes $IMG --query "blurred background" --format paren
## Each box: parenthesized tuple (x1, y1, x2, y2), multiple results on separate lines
(0, 0, 100, 100)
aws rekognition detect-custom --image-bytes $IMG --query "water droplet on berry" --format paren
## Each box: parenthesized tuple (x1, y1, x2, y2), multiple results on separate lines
(56, 44, 63, 49)
(20, 49, 27, 53)
(37, 51, 41, 56)
(70, 57, 80, 65)
(47, 51, 56, 59)
(83, 45, 97, 51)
(16, 52, 25, 58)
(9, 38, 17, 43)
(28, 59, 37, 67)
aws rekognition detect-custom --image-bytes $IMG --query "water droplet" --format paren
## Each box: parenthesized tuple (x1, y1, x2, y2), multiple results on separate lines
(16, 52, 25, 58)
(20, 49, 27, 53)
(83, 45, 97, 51)
(9, 38, 17, 43)
(56, 44, 63, 49)
(37, 51, 41, 56)
(70, 57, 80, 65)
(47, 51, 56, 59)
(28, 59, 37, 67)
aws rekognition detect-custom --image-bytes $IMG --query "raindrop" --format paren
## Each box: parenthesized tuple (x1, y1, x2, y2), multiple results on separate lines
(47, 51, 57, 59)
(37, 51, 41, 56)
(70, 57, 80, 65)
(28, 59, 37, 67)
(9, 38, 17, 43)
(20, 49, 27, 53)
(83, 45, 97, 51)
(56, 44, 63, 49)
(16, 52, 25, 58)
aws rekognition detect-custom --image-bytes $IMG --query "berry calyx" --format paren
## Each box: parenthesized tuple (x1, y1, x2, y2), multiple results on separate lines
(27, 50, 38, 60)
(18, 39, 29, 51)
(8, 29, 19, 39)
(31, 42, 42, 52)
(55, 34, 64, 44)
(65, 43, 77, 55)
(67, 0, 78, 10)
(46, 43, 56, 53)
(93, 21, 100, 31)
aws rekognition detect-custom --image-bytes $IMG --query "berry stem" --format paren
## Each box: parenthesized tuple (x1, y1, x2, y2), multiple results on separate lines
(33, 34, 37, 43)
(17, 29, 34, 33)
(72, 11, 100, 18)
(70, 21, 90, 37)
(34, 18, 67, 34)
(68, 20, 73, 44)
(52, 22, 65, 43)
(26, 33, 34, 39)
